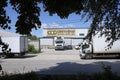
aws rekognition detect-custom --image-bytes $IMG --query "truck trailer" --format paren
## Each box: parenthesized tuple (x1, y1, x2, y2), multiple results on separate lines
(0, 30, 28, 58)
(79, 30, 120, 59)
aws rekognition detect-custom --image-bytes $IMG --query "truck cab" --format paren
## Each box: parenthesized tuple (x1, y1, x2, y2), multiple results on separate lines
(54, 37, 65, 50)
(79, 40, 93, 59)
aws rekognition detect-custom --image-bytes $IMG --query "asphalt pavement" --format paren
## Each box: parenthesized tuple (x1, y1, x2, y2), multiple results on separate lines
(0, 49, 120, 75)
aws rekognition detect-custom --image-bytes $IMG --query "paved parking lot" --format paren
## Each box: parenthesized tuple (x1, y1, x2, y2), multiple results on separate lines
(1, 49, 120, 75)
(32, 49, 80, 60)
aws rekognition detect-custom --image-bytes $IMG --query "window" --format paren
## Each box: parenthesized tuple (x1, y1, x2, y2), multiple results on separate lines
(79, 33, 85, 36)
(56, 41, 63, 43)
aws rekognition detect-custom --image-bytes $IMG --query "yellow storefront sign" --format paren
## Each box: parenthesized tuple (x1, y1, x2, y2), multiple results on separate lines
(47, 29, 75, 37)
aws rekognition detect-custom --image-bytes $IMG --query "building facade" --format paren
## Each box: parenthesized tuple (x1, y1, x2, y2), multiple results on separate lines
(40, 28, 89, 49)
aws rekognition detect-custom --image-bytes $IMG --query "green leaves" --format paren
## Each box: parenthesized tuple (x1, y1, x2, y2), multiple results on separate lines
(41, 0, 83, 18)
(0, 37, 11, 54)
(0, 0, 11, 30)
(10, 0, 41, 34)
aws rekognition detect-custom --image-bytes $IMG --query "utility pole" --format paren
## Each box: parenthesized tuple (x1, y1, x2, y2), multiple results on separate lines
(39, 38, 41, 52)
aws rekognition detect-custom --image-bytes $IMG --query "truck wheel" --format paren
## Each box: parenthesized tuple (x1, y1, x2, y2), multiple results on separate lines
(7, 54, 14, 58)
(0, 54, 7, 59)
(80, 55, 85, 59)
(20, 52, 25, 56)
(85, 54, 93, 59)
(80, 56, 85, 59)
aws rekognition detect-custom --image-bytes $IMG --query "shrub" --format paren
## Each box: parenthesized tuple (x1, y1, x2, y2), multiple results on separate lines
(27, 34, 39, 40)
(28, 44, 40, 54)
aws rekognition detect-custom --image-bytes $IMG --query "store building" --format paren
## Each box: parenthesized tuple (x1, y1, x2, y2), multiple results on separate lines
(40, 28, 89, 49)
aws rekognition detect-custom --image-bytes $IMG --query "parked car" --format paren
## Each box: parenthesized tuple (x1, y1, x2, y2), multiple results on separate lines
(64, 45, 72, 50)
(75, 43, 81, 50)
(67, 45, 73, 49)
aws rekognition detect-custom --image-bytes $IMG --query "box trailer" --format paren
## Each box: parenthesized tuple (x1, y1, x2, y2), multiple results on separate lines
(0, 30, 28, 58)
(79, 30, 120, 59)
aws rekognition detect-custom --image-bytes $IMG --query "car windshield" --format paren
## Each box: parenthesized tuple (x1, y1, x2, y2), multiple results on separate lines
(56, 41, 63, 43)
(82, 44, 89, 49)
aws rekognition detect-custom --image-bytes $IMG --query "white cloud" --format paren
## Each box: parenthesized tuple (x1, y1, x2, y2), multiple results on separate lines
(41, 22, 76, 28)
(41, 23, 48, 28)
(63, 24, 75, 28)
(48, 22, 61, 28)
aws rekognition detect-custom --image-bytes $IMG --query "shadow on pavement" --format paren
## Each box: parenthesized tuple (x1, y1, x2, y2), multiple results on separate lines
(6, 54, 38, 59)
(36, 61, 120, 75)
(93, 56, 120, 59)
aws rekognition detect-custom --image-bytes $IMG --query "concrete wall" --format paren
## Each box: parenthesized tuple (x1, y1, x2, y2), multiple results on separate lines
(40, 38, 54, 45)
(40, 38, 54, 49)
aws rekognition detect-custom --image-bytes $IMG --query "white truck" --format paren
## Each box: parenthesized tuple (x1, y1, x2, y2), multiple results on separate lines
(0, 30, 28, 58)
(54, 37, 65, 50)
(79, 30, 120, 59)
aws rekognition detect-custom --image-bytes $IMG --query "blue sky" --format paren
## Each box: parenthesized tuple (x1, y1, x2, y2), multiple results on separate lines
(1, 3, 92, 37)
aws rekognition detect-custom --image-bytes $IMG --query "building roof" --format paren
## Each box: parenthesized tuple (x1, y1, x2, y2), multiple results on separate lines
(0, 30, 22, 37)
(43, 27, 89, 30)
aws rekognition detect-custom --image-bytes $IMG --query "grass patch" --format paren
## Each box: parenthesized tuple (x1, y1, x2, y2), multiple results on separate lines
(1, 73, 120, 80)
(0, 72, 39, 80)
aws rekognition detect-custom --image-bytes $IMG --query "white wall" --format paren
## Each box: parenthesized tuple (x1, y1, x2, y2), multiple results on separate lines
(40, 38, 84, 47)
(72, 39, 83, 45)
(75, 29, 88, 38)
(40, 38, 54, 45)
(43, 28, 89, 38)
(64, 39, 72, 45)
(43, 29, 47, 37)
(41, 28, 89, 47)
